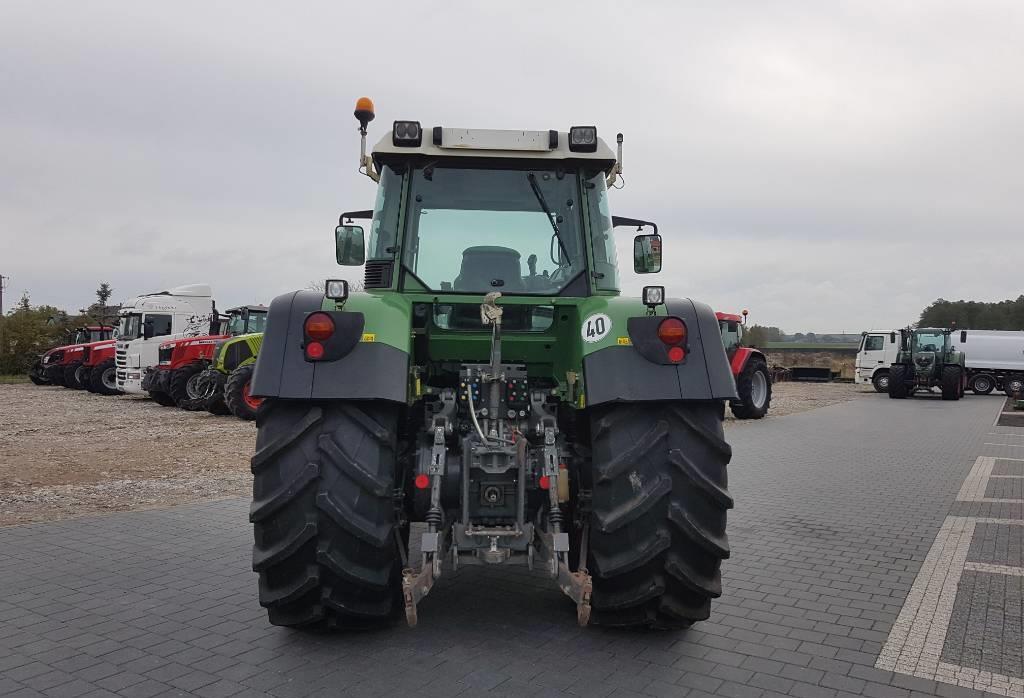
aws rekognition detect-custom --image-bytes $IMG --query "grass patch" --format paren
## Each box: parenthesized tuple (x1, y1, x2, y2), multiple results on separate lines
(0, 375, 29, 384)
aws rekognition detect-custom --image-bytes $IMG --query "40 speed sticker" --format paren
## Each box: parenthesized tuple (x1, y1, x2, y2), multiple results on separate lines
(581, 313, 612, 343)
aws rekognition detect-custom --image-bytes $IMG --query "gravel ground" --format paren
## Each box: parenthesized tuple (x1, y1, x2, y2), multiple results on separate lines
(0, 380, 865, 527)
(0, 383, 255, 526)
(725, 379, 866, 423)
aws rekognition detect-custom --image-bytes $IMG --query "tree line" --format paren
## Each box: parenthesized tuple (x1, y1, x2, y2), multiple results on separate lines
(0, 283, 117, 375)
(918, 296, 1024, 331)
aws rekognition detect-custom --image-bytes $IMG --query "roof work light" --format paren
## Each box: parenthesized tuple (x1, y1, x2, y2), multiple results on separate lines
(393, 120, 422, 147)
(568, 126, 598, 152)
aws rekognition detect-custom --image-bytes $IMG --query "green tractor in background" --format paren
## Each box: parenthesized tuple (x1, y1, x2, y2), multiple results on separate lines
(247, 98, 737, 630)
(888, 327, 966, 400)
(193, 307, 267, 419)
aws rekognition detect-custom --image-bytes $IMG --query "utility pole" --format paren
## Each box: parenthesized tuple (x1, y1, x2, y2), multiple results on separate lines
(0, 273, 7, 316)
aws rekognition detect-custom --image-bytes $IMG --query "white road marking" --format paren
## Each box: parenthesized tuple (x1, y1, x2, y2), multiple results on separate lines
(877, 517, 975, 677)
(985, 443, 1024, 448)
(879, 449, 1024, 697)
(957, 457, 995, 501)
(964, 562, 1024, 577)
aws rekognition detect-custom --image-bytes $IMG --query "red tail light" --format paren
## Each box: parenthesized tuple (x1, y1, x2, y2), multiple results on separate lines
(414, 474, 430, 489)
(305, 312, 335, 341)
(658, 318, 686, 345)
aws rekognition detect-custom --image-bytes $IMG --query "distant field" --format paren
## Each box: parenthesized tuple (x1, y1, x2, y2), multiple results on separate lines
(762, 342, 859, 350)
(0, 375, 29, 384)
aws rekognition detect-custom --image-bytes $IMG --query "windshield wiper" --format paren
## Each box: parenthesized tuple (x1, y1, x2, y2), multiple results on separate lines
(527, 173, 571, 263)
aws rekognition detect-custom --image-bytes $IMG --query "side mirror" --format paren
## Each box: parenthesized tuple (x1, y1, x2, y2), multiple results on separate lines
(889, 332, 896, 344)
(143, 321, 153, 340)
(633, 234, 662, 274)
(960, 330, 967, 343)
(335, 225, 366, 266)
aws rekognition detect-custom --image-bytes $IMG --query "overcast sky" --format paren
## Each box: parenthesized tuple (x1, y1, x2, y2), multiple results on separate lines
(1, 1, 1021, 332)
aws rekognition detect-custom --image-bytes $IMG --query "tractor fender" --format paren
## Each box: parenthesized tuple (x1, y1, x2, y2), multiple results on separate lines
(583, 298, 737, 406)
(250, 290, 408, 402)
(729, 346, 765, 377)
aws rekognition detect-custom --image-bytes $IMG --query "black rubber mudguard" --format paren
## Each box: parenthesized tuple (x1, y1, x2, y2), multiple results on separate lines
(584, 298, 737, 406)
(250, 290, 408, 402)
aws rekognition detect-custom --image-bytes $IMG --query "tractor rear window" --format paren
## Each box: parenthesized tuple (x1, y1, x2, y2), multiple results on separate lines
(433, 304, 554, 332)
(404, 165, 586, 295)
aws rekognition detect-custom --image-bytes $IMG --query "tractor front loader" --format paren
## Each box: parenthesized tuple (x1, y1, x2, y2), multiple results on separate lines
(247, 100, 737, 630)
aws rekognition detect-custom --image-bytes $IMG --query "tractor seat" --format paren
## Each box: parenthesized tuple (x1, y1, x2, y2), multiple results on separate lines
(452, 246, 523, 293)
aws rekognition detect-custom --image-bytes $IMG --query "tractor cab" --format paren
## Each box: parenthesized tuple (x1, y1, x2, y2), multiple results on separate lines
(716, 312, 746, 353)
(72, 325, 113, 344)
(223, 305, 268, 336)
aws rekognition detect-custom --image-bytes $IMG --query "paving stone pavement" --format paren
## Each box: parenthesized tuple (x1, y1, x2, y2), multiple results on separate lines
(0, 393, 1015, 698)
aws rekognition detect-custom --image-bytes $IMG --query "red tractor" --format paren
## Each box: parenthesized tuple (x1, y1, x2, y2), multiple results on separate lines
(79, 338, 120, 395)
(717, 310, 772, 419)
(31, 325, 115, 387)
(144, 305, 266, 410)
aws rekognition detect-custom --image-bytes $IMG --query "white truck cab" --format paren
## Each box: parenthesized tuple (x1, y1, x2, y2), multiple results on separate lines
(115, 283, 216, 394)
(855, 330, 900, 392)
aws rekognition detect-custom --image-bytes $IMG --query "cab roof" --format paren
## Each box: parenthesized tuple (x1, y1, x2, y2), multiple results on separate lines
(372, 128, 617, 170)
(226, 305, 267, 314)
(715, 312, 744, 323)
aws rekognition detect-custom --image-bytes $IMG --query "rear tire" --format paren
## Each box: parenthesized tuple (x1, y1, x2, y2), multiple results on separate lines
(199, 369, 231, 415)
(169, 362, 207, 410)
(89, 359, 120, 395)
(872, 371, 890, 393)
(970, 374, 995, 395)
(149, 390, 177, 407)
(941, 365, 962, 401)
(225, 365, 261, 421)
(587, 401, 732, 629)
(251, 400, 402, 628)
(64, 361, 86, 390)
(888, 365, 909, 399)
(75, 364, 92, 390)
(730, 357, 772, 419)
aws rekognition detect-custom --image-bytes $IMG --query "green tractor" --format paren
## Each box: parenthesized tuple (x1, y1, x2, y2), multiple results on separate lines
(247, 98, 737, 630)
(887, 327, 966, 400)
(191, 307, 267, 419)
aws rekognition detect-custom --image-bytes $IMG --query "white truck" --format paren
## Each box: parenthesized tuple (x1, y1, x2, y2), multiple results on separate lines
(115, 283, 217, 401)
(855, 330, 900, 392)
(857, 328, 1024, 396)
(956, 329, 1024, 396)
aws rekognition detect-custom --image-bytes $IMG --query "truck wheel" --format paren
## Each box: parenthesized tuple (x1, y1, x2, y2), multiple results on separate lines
(970, 374, 995, 395)
(888, 365, 908, 399)
(941, 366, 962, 401)
(199, 369, 230, 415)
(64, 361, 86, 389)
(225, 365, 261, 421)
(148, 390, 177, 407)
(1006, 376, 1024, 398)
(169, 362, 207, 410)
(730, 357, 772, 419)
(89, 359, 120, 395)
(872, 371, 890, 393)
(587, 401, 732, 629)
(251, 400, 401, 628)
